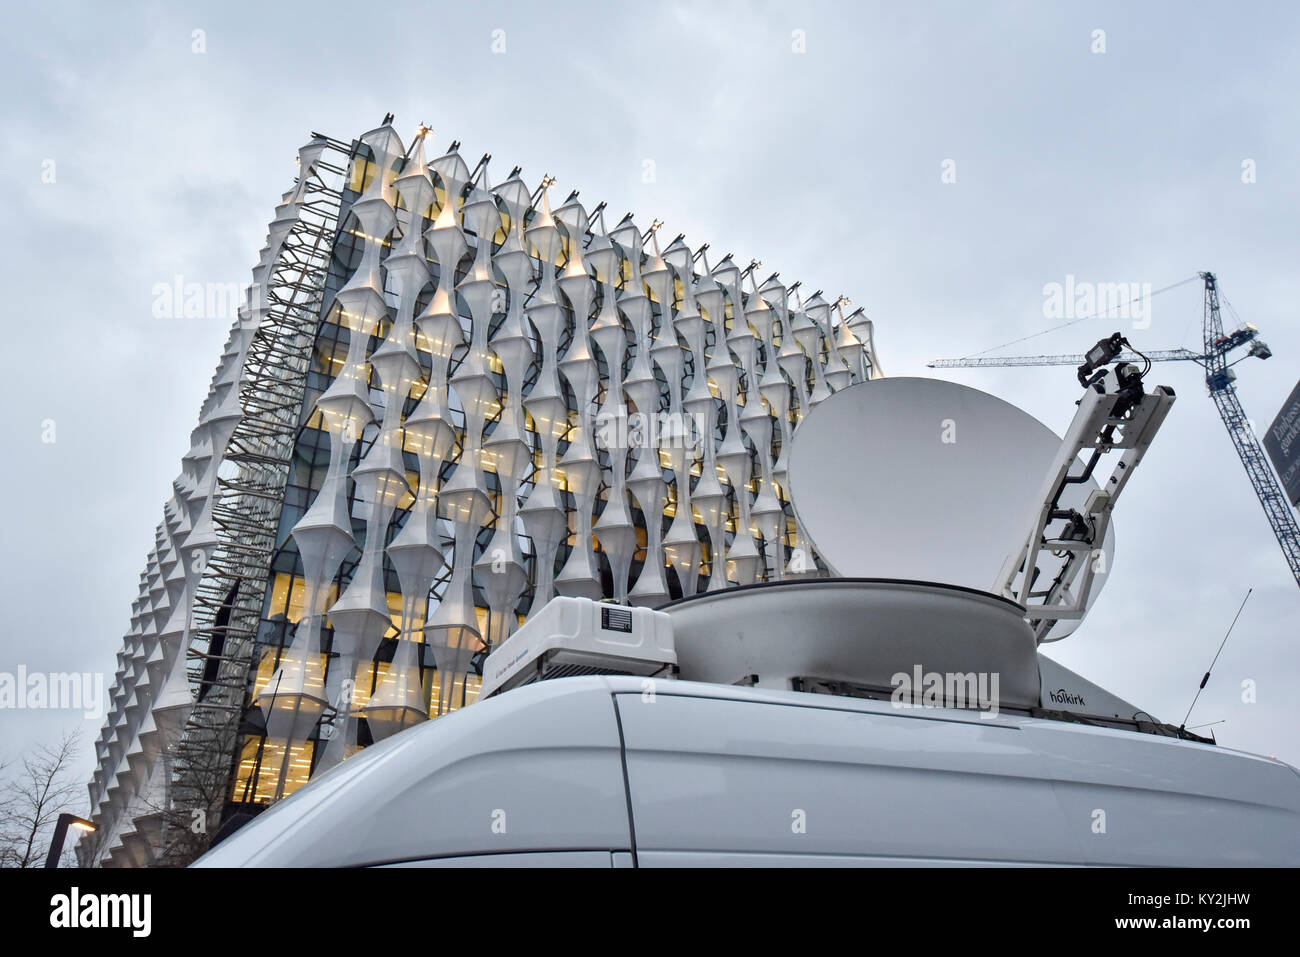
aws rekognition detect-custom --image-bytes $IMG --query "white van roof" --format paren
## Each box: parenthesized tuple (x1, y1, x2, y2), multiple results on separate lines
(194, 675, 1300, 867)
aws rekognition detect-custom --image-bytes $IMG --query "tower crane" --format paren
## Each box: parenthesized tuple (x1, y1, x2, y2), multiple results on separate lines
(929, 272, 1300, 588)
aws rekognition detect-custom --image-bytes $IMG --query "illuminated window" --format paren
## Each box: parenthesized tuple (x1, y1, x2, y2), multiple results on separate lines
(347, 153, 377, 194)
(232, 736, 316, 804)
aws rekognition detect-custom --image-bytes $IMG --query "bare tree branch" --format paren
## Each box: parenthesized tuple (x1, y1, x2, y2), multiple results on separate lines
(0, 730, 85, 868)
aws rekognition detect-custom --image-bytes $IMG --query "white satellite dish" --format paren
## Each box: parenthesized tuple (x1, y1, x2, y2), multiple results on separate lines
(787, 377, 1114, 638)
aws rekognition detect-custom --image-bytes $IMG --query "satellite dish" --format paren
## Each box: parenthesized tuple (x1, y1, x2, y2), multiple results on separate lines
(787, 377, 1114, 638)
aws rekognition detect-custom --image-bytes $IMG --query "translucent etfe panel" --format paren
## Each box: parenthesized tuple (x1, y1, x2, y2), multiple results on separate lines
(351, 648, 482, 716)
(253, 647, 329, 699)
(426, 670, 482, 716)
(787, 377, 1114, 598)
(352, 659, 387, 709)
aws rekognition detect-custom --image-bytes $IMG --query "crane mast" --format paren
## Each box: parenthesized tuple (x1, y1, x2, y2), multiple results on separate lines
(1200, 272, 1300, 585)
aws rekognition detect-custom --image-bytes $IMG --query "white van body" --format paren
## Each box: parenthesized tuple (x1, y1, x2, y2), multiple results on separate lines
(194, 674, 1300, 867)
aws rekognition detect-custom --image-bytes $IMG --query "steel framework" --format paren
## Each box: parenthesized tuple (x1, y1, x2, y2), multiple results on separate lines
(1200, 273, 1300, 586)
(159, 136, 354, 863)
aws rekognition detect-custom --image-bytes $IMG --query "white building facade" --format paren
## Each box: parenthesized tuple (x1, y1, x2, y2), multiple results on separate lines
(79, 119, 882, 867)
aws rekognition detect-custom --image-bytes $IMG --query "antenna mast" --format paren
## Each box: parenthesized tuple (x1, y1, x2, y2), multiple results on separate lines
(1179, 588, 1253, 736)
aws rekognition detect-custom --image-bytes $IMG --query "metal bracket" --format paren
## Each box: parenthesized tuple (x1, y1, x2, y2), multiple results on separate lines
(997, 380, 1176, 642)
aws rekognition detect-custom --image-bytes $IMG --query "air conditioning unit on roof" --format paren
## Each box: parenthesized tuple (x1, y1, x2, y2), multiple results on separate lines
(480, 597, 677, 700)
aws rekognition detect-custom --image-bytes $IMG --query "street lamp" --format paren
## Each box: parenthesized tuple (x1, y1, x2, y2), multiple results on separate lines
(44, 813, 95, 868)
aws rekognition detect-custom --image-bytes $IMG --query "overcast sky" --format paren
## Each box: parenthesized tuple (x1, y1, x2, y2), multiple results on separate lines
(3, 0, 1299, 798)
